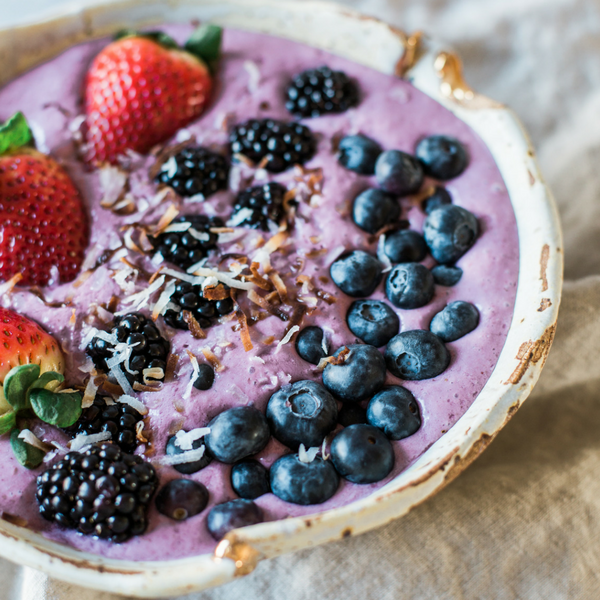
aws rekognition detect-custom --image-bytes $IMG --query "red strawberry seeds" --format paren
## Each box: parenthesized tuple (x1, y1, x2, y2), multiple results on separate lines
(0, 148, 89, 287)
(84, 36, 213, 165)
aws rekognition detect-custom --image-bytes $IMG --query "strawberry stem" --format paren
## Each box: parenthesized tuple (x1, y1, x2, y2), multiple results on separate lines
(0, 112, 32, 156)
(114, 29, 179, 50)
(185, 24, 222, 74)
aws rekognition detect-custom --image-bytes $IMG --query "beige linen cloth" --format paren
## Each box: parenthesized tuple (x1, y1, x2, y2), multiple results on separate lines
(2, 0, 600, 597)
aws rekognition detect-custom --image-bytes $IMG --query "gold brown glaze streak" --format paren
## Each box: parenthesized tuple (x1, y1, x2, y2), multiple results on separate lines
(394, 30, 424, 77)
(214, 535, 262, 576)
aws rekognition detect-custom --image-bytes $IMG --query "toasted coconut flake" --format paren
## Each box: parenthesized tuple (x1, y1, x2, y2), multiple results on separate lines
(153, 204, 180, 236)
(148, 267, 164, 285)
(268, 271, 288, 303)
(152, 279, 176, 320)
(69, 308, 77, 325)
(72, 270, 93, 289)
(112, 196, 137, 215)
(174, 427, 211, 451)
(99, 165, 128, 208)
(275, 325, 299, 353)
(247, 289, 288, 321)
(157, 445, 206, 466)
(184, 350, 201, 399)
(0, 273, 23, 296)
(249, 262, 272, 290)
(203, 284, 229, 301)
(235, 309, 253, 352)
(166, 354, 179, 381)
(210, 227, 235, 234)
(262, 336, 275, 345)
(377, 233, 393, 273)
(143, 367, 165, 385)
(160, 267, 204, 285)
(192, 266, 254, 291)
(164, 221, 191, 234)
(124, 227, 145, 254)
(182, 311, 207, 339)
(298, 443, 320, 464)
(116, 394, 148, 415)
(110, 364, 135, 396)
(233, 153, 255, 167)
(316, 346, 350, 371)
(119, 274, 166, 312)
(82, 376, 99, 409)
(315, 288, 337, 305)
(78, 357, 95, 374)
(70, 431, 112, 452)
(133, 382, 163, 393)
(18, 430, 52, 453)
(285, 304, 307, 334)
(135, 420, 149, 444)
(50, 441, 69, 454)
(202, 347, 226, 371)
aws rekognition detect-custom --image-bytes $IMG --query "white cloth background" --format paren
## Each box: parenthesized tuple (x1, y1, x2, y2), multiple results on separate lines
(2, 0, 600, 598)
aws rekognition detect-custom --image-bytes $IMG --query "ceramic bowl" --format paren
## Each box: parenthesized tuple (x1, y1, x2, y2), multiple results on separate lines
(0, 1, 562, 596)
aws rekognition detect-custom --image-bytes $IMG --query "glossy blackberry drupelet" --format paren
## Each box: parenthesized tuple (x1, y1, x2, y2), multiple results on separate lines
(286, 66, 359, 117)
(36, 444, 158, 543)
(330, 424, 394, 484)
(63, 396, 143, 454)
(206, 406, 270, 464)
(385, 263, 435, 309)
(165, 434, 211, 475)
(163, 280, 234, 331)
(270, 454, 339, 505)
(193, 363, 215, 391)
(155, 479, 209, 521)
(352, 188, 400, 234)
(231, 460, 271, 500)
(337, 134, 382, 175)
(384, 230, 428, 264)
(423, 185, 452, 214)
(206, 499, 264, 540)
(86, 312, 170, 386)
(375, 150, 424, 196)
(151, 214, 223, 271)
(229, 119, 316, 173)
(295, 326, 328, 365)
(338, 404, 367, 427)
(346, 300, 399, 347)
(367, 386, 421, 440)
(415, 135, 469, 180)
(267, 380, 338, 450)
(323, 344, 386, 403)
(431, 264, 463, 287)
(154, 147, 229, 199)
(330, 250, 383, 298)
(423, 205, 479, 264)
(229, 182, 291, 230)
(385, 330, 450, 380)
(430, 301, 480, 342)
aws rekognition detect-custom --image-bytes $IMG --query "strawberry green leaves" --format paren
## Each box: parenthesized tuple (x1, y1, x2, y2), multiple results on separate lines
(0, 364, 81, 468)
(0, 112, 32, 156)
(185, 24, 222, 74)
(114, 29, 179, 50)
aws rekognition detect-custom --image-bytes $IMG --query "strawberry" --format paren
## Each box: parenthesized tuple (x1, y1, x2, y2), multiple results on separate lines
(0, 307, 64, 384)
(84, 25, 222, 165)
(0, 113, 89, 287)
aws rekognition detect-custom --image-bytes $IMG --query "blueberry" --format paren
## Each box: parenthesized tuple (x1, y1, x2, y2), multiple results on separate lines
(385, 330, 450, 380)
(375, 150, 424, 196)
(352, 188, 400, 234)
(384, 230, 427, 263)
(423, 205, 479, 264)
(206, 407, 270, 463)
(231, 460, 270, 499)
(270, 454, 339, 505)
(423, 185, 452, 214)
(267, 380, 338, 450)
(430, 301, 479, 342)
(295, 326, 327, 365)
(330, 250, 382, 298)
(337, 134, 382, 175)
(385, 263, 434, 309)
(165, 434, 211, 474)
(415, 135, 468, 180)
(346, 300, 399, 347)
(206, 499, 264, 540)
(431, 265, 463, 287)
(367, 386, 421, 440)
(193, 364, 214, 390)
(323, 344, 386, 402)
(338, 404, 367, 427)
(155, 479, 209, 520)
(330, 424, 394, 484)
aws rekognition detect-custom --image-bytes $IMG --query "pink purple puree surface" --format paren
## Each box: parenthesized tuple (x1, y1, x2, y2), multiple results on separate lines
(0, 25, 518, 561)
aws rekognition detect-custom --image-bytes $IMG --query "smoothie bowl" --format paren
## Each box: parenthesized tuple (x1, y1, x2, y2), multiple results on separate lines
(0, 0, 561, 596)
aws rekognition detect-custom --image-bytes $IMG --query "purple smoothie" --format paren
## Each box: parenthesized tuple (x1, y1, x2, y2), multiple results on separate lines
(0, 25, 518, 561)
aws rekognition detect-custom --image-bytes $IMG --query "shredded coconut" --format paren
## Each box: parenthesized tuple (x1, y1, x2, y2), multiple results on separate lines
(18, 430, 51, 452)
(82, 376, 99, 409)
(243, 60, 261, 93)
(377, 233, 392, 273)
(275, 325, 300, 353)
(183, 352, 201, 400)
(160, 267, 205, 285)
(110, 364, 135, 396)
(70, 431, 112, 452)
(152, 279, 176, 320)
(298, 443, 320, 463)
(188, 228, 211, 242)
(192, 266, 254, 291)
(174, 427, 211, 451)
(227, 207, 254, 227)
(118, 274, 166, 312)
(157, 446, 206, 466)
(116, 394, 148, 415)
(99, 165, 127, 207)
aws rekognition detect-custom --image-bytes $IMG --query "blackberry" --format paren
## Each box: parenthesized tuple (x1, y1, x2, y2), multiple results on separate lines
(286, 66, 359, 117)
(163, 280, 234, 331)
(151, 214, 223, 271)
(86, 312, 170, 386)
(229, 182, 291, 230)
(229, 119, 316, 173)
(63, 396, 143, 454)
(36, 444, 158, 543)
(154, 147, 229, 199)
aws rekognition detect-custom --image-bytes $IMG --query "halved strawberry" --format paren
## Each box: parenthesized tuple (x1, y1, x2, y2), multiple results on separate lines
(0, 113, 89, 287)
(84, 25, 222, 165)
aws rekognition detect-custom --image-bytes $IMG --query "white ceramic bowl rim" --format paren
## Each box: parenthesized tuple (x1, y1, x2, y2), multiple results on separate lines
(0, 1, 562, 597)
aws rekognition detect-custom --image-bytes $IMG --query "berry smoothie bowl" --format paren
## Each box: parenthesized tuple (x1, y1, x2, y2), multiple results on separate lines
(0, 0, 561, 596)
